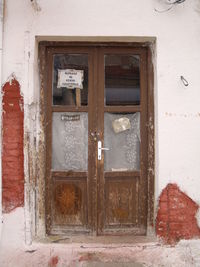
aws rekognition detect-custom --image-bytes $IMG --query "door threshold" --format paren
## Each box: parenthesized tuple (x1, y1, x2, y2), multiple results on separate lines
(35, 235, 157, 245)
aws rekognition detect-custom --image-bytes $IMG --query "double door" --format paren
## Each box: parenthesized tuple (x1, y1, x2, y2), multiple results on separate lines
(45, 45, 148, 235)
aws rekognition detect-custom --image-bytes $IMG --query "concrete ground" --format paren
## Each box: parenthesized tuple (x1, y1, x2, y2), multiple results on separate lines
(0, 238, 200, 267)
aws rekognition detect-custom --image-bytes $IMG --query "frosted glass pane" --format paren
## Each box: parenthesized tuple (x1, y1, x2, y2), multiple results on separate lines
(52, 112, 88, 171)
(104, 112, 140, 171)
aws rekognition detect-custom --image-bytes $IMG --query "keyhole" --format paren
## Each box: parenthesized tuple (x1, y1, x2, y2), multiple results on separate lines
(91, 131, 99, 141)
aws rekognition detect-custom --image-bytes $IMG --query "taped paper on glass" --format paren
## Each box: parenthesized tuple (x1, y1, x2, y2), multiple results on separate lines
(61, 114, 80, 121)
(57, 69, 84, 89)
(112, 117, 131, 133)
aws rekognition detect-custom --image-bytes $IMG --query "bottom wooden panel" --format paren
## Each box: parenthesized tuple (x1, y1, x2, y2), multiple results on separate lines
(51, 179, 87, 230)
(104, 178, 138, 229)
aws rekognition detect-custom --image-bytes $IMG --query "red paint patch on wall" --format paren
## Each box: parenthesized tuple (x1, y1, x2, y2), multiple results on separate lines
(79, 253, 94, 262)
(156, 183, 200, 244)
(48, 256, 59, 267)
(2, 78, 24, 213)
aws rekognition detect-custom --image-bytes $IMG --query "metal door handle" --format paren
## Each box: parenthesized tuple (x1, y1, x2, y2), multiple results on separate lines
(98, 141, 109, 160)
(101, 147, 109, 151)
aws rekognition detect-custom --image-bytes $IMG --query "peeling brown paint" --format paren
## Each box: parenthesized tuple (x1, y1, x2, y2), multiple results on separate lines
(36, 44, 48, 236)
(112, 208, 129, 221)
(147, 46, 155, 232)
(31, 0, 41, 12)
(24, 103, 39, 242)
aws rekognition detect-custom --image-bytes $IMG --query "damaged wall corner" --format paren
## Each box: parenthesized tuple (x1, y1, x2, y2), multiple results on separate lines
(2, 77, 24, 213)
(156, 183, 200, 244)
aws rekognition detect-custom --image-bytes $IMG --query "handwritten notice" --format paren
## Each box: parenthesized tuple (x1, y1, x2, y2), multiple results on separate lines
(57, 69, 84, 89)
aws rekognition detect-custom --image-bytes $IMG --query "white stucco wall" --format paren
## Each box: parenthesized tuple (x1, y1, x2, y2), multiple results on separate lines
(1, 0, 200, 240)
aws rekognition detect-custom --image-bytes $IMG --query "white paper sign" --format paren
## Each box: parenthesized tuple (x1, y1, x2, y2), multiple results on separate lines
(57, 69, 84, 89)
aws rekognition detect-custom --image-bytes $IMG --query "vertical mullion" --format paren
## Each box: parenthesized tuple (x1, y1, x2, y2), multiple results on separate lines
(97, 48, 105, 235)
(88, 48, 98, 232)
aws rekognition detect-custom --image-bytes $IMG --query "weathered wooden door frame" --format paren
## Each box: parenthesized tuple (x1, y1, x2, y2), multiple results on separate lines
(38, 41, 154, 236)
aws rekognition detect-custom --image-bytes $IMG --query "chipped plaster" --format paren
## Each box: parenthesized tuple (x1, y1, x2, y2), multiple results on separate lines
(195, 207, 200, 229)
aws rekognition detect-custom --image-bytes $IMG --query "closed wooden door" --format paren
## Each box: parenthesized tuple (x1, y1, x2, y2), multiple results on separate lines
(45, 45, 148, 236)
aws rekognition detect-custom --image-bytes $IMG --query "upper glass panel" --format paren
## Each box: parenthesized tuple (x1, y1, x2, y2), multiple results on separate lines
(105, 54, 140, 106)
(53, 54, 88, 106)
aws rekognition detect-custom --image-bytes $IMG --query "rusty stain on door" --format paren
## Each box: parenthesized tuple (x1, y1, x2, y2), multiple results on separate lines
(55, 184, 82, 215)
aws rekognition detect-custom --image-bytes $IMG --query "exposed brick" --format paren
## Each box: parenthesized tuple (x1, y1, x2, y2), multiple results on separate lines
(169, 222, 184, 231)
(4, 136, 22, 144)
(4, 118, 22, 126)
(3, 187, 24, 199)
(158, 191, 168, 205)
(156, 214, 168, 222)
(156, 183, 200, 244)
(2, 142, 20, 150)
(169, 214, 187, 223)
(158, 202, 168, 213)
(5, 113, 23, 119)
(2, 78, 24, 213)
(168, 189, 181, 197)
(3, 179, 24, 189)
(3, 168, 24, 177)
(3, 128, 23, 136)
(3, 182, 23, 191)
(2, 155, 21, 162)
(3, 150, 23, 157)
(168, 209, 186, 217)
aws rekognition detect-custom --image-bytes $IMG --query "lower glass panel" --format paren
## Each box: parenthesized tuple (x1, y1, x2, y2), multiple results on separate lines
(104, 112, 140, 171)
(52, 112, 88, 171)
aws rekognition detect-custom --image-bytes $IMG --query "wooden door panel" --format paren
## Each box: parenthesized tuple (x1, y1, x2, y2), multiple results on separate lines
(51, 178, 88, 233)
(105, 178, 138, 226)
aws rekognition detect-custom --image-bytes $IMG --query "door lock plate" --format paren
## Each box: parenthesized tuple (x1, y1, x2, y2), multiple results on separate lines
(98, 141, 109, 160)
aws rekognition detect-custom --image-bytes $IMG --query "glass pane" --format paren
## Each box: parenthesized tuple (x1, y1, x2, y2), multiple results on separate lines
(105, 55, 140, 106)
(53, 54, 88, 106)
(52, 112, 88, 171)
(104, 112, 140, 171)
